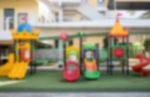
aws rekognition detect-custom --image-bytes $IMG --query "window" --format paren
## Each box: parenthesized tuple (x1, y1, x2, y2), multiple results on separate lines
(55, 12, 59, 22)
(97, 0, 104, 5)
(4, 8, 14, 30)
(18, 13, 28, 25)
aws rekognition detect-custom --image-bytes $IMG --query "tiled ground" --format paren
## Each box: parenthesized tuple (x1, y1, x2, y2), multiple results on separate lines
(0, 92, 150, 97)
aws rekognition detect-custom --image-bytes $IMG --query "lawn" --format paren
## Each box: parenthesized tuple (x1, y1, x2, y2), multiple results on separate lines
(0, 71, 150, 92)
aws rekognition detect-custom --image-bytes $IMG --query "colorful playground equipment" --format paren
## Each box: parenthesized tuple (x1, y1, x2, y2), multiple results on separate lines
(132, 54, 150, 76)
(0, 53, 14, 76)
(60, 32, 80, 81)
(107, 18, 129, 75)
(82, 44, 100, 79)
(0, 19, 149, 82)
(60, 32, 101, 81)
(0, 23, 39, 79)
(64, 45, 80, 81)
(60, 18, 150, 82)
(106, 18, 150, 76)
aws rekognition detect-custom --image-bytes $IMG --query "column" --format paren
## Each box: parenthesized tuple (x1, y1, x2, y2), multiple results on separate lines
(58, 39, 64, 67)
(58, 1, 63, 22)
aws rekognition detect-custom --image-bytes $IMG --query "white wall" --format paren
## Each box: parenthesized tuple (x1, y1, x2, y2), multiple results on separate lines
(37, 0, 55, 23)
(0, 0, 38, 31)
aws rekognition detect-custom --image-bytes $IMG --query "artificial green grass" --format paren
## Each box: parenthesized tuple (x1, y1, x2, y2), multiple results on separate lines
(0, 71, 150, 92)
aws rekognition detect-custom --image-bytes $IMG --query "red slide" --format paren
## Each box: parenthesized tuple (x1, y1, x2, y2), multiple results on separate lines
(132, 54, 150, 76)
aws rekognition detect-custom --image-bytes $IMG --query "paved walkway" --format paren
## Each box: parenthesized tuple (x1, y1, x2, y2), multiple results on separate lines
(0, 92, 150, 97)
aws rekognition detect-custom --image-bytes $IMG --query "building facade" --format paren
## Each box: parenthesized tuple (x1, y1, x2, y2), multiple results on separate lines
(0, 0, 150, 47)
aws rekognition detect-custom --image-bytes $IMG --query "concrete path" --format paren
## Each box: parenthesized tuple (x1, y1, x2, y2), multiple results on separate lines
(0, 92, 150, 97)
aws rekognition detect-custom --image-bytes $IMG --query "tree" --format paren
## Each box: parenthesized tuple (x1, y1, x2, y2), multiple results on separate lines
(144, 38, 150, 56)
(103, 37, 118, 48)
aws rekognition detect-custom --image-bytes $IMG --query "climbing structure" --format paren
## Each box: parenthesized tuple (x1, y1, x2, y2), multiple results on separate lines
(107, 19, 129, 75)
(0, 23, 39, 79)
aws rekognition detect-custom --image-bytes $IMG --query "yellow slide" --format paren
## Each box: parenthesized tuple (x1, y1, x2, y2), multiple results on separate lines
(8, 62, 29, 79)
(0, 53, 14, 76)
(8, 42, 31, 79)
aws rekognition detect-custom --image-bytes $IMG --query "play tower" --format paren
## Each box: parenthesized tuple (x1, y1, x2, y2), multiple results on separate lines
(9, 24, 39, 79)
(0, 23, 39, 79)
(107, 18, 129, 75)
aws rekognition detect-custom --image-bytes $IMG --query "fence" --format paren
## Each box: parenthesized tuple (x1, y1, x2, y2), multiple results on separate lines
(33, 49, 63, 63)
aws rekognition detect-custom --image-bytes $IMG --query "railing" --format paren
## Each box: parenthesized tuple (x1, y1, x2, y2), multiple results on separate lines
(33, 49, 63, 62)
(33, 18, 150, 28)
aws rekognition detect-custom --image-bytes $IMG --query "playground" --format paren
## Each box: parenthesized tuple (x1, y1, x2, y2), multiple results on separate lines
(0, 18, 150, 91)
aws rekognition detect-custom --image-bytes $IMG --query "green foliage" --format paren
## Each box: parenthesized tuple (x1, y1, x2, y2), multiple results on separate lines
(144, 38, 150, 51)
(131, 42, 144, 57)
(103, 37, 108, 48)
(77, 32, 85, 37)
(103, 37, 118, 48)
(99, 48, 108, 61)
(128, 43, 134, 58)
